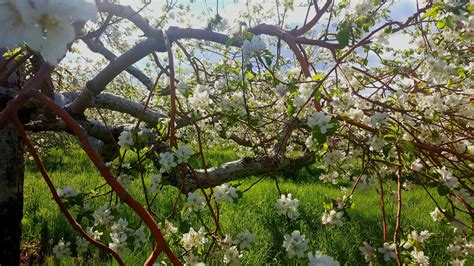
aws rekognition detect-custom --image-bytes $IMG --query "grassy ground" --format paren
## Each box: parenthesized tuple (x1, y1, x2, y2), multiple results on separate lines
(22, 147, 458, 265)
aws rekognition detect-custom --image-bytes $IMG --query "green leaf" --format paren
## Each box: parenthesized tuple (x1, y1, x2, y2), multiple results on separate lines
(312, 73, 325, 81)
(246, 71, 255, 80)
(336, 22, 351, 48)
(225, 36, 239, 47)
(264, 54, 273, 66)
(422, 6, 440, 19)
(286, 101, 296, 117)
(403, 141, 416, 153)
(383, 145, 392, 157)
(312, 129, 327, 145)
(383, 134, 396, 142)
(437, 185, 450, 196)
(436, 20, 446, 29)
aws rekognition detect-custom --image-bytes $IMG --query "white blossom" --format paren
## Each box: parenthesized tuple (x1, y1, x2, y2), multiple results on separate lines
(308, 250, 340, 266)
(149, 173, 162, 193)
(447, 243, 463, 256)
(319, 172, 339, 184)
(242, 35, 266, 60)
(86, 226, 103, 240)
(430, 207, 445, 222)
(214, 78, 226, 89)
(187, 191, 206, 211)
(158, 219, 178, 239)
(464, 242, 474, 255)
(118, 130, 134, 149)
(359, 241, 375, 262)
(93, 206, 114, 226)
(410, 250, 429, 265)
(0, 0, 97, 65)
(184, 254, 205, 266)
(213, 183, 238, 203)
(367, 135, 385, 151)
(369, 112, 388, 128)
(109, 218, 130, 254)
(176, 146, 194, 163)
(275, 193, 299, 219)
(189, 85, 212, 112)
(294, 81, 314, 107)
(321, 210, 344, 227)
(0, 1, 30, 48)
(282, 230, 308, 258)
(305, 136, 318, 151)
(117, 174, 133, 190)
(233, 230, 255, 250)
(57, 186, 79, 197)
(377, 242, 397, 262)
(451, 259, 466, 266)
(222, 245, 242, 265)
(274, 84, 288, 98)
(411, 159, 424, 172)
(403, 230, 431, 249)
(182, 227, 207, 250)
(351, 0, 372, 17)
(436, 167, 458, 188)
(159, 152, 177, 173)
(133, 225, 146, 246)
(52, 238, 71, 259)
(373, 31, 390, 46)
(307, 112, 333, 134)
(75, 236, 89, 254)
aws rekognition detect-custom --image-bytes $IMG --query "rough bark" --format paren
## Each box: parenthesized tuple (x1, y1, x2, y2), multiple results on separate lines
(0, 122, 24, 266)
(164, 153, 316, 192)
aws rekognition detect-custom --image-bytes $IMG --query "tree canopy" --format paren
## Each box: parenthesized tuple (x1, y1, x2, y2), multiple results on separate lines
(0, 0, 472, 265)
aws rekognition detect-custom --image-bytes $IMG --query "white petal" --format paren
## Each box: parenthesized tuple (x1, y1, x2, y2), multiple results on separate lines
(40, 23, 76, 65)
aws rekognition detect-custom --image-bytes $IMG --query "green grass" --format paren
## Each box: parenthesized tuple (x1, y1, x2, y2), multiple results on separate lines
(22, 147, 460, 265)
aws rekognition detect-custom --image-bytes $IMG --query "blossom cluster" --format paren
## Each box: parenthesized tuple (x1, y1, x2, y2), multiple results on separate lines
(275, 193, 299, 219)
(242, 35, 266, 61)
(0, 0, 97, 65)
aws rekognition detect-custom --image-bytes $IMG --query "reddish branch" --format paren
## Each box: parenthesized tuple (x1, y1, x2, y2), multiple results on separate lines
(394, 147, 403, 265)
(0, 65, 53, 128)
(249, 24, 311, 77)
(13, 117, 125, 265)
(30, 90, 182, 265)
(295, 0, 332, 36)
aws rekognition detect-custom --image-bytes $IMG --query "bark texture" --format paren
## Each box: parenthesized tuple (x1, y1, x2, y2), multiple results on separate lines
(0, 122, 24, 265)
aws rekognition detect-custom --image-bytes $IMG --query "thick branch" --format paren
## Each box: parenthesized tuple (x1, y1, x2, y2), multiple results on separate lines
(96, 1, 166, 49)
(67, 38, 161, 116)
(61, 92, 167, 126)
(295, 0, 332, 36)
(169, 153, 315, 192)
(82, 38, 155, 90)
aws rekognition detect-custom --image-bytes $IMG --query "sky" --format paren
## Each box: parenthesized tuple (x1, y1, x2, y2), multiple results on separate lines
(116, 0, 418, 49)
(66, 0, 420, 79)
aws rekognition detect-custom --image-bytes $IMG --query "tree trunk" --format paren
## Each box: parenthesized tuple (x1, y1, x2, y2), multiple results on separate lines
(0, 122, 24, 266)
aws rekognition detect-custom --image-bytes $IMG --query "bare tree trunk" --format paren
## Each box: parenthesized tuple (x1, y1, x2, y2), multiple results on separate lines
(0, 122, 24, 265)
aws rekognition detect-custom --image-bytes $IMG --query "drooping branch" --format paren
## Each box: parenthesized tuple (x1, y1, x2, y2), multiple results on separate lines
(61, 91, 167, 126)
(95, 1, 166, 48)
(82, 38, 155, 90)
(2, 88, 165, 125)
(31, 90, 181, 265)
(14, 117, 125, 265)
(67, 38, 161, 116)
(165, 153, 316, 192)
(295, 0, 332, 36)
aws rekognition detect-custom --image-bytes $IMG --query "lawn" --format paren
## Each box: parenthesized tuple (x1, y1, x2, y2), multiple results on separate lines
(22, 147, 458, 265)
